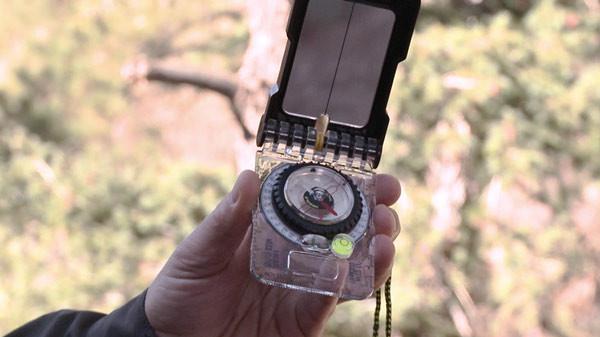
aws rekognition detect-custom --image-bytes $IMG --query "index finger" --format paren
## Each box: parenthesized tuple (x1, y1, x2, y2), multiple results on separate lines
(375, 174, 401, 206)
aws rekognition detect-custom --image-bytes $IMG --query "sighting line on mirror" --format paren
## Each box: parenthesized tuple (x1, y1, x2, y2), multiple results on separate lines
(323, 3, 355, 117)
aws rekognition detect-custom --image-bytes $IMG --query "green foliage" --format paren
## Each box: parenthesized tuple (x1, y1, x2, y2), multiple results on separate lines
(0, 0, 243, 331)
(0, 123, 232, 329)
(376, 1, 600, 336)
(1, 0, 599, 336)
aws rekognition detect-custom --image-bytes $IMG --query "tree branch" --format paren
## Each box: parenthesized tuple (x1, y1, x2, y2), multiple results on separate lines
(144, 65, 253, 140)
(147, 66, 237, 100)
(433, 252, 482, 337)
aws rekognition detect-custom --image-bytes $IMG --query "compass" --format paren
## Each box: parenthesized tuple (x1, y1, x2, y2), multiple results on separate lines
(250, 0, 419, 302)
(260, 163, 369, 245)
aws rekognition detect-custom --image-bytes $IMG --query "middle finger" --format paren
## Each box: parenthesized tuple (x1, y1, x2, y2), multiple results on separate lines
(373, 204, 401, 239)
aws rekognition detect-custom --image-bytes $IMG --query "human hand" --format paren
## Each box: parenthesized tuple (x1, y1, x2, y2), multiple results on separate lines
(145, 170, 401, 337)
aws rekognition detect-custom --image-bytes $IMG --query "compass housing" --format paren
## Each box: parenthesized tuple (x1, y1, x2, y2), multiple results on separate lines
(272, 163, 364, 239)
(252, 154, 376, 299)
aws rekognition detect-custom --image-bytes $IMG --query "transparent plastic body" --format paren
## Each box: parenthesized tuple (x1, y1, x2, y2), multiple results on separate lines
(250, 149, 376, 300)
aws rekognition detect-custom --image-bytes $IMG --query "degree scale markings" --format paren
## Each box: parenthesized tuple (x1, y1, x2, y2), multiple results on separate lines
(260, 163, 370, 246)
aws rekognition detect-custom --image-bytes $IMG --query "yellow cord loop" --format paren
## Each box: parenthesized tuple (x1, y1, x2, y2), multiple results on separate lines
(373, 277, 392, 337)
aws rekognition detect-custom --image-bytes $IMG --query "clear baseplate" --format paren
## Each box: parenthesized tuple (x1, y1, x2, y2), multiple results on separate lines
(250, 149, 376, 300)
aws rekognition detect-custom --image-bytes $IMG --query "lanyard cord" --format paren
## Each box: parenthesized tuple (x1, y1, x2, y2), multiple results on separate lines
(372, 276, 392, 337)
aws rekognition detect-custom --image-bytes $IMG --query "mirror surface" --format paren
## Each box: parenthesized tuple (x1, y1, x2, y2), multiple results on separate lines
(282, 0, 395, 128)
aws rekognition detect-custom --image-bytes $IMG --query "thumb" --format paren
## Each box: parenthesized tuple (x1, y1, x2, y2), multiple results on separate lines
(169, 170, 260, 277)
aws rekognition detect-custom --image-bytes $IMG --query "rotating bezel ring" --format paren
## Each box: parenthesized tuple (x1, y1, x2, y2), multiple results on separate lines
(259, 162, 370, 244)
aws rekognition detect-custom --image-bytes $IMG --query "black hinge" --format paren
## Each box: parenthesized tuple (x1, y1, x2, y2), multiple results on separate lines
(262, 118, 380, 168)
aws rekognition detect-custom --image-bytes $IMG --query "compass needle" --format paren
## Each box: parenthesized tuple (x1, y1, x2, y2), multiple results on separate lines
(319, 200, 338, 216)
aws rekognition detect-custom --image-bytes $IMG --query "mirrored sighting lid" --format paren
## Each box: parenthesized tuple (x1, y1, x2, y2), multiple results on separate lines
(257, 0, 420, 168)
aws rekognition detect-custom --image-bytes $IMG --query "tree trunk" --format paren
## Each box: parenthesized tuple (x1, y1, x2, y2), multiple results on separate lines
(233, 0, 291, 171)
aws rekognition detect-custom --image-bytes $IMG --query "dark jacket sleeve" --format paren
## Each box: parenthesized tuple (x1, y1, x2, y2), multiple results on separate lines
(5, 290, 156, 337)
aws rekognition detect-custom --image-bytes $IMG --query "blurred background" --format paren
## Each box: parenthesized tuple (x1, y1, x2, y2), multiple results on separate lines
(1, 0, 599, 336)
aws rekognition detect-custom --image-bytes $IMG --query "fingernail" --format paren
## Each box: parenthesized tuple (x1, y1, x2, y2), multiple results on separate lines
(389, 208, 401, 238)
